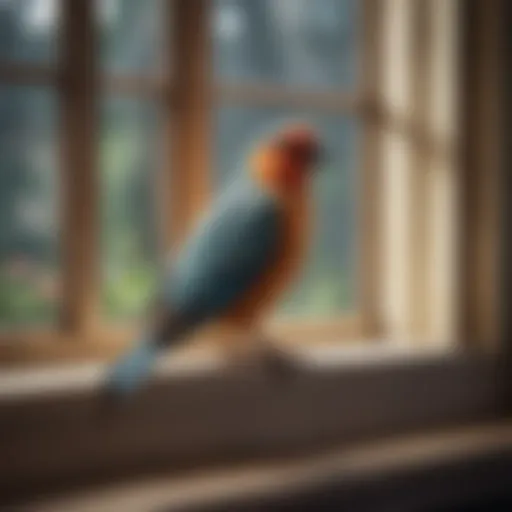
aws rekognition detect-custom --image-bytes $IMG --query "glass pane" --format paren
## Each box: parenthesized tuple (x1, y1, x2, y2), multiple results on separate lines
(98, 0, 165, 75)
(213, 0, 359, 89)
(0, 86, 59, 328)
(101, 97, 162, 320)
(216, 106, 358, 317)
(0, 0, 60, 63)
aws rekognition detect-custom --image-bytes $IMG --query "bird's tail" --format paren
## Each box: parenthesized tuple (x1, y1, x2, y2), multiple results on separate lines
(104, 335, 161, 401)
(103, 307, 188, 403)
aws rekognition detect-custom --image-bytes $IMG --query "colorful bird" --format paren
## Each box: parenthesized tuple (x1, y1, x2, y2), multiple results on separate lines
(104, 122, 323, 399)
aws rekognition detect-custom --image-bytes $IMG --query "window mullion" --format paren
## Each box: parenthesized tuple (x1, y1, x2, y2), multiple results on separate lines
(408, 0, 431, 340)
(217, 83, 358, 112)
(59, 0, 99, 337)
(379, 0, 416, 341)
(172, 0, 212, 242)
(0, 63, 57, 86)
(156, 0, 176, 254)
(360, 0, 384, 337)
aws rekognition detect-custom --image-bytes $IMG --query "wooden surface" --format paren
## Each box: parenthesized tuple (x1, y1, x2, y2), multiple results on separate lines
(18, 422, 512, 511)
(0, 346, 504, 505)
(59, 0, 99, 335)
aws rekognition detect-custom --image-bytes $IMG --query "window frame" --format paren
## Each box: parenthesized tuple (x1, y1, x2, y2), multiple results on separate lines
(0, 0, 503, 364)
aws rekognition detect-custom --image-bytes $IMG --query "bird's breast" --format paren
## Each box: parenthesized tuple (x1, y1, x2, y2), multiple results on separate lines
(223, 191, 310, 327)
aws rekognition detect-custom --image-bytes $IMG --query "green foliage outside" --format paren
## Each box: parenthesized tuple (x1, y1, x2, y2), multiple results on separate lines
(100, 99, 159, 321)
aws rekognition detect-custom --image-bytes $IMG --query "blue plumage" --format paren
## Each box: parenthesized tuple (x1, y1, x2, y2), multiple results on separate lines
(164, 178, 281, 325)
(105, 177, 282, 398)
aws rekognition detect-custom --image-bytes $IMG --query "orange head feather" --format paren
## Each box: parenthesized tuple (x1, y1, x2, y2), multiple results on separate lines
(251, 123, 324, 194)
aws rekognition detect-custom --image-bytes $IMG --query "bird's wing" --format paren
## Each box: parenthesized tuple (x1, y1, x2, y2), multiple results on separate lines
(161, 180, 282, 327)
(103, 181, 281, 400)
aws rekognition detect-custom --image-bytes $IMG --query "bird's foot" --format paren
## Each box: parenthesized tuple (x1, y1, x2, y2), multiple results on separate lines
(258, 338, 302, 381)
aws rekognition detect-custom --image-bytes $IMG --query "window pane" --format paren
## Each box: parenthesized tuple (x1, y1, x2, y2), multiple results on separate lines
(213, 0, 359, 89)
(0, 0, 60, 64)
(100, 97, 162, 320)
(97, 0, 166, 75)
(0, 86, 59, 328)
(216, 106, 358, 317)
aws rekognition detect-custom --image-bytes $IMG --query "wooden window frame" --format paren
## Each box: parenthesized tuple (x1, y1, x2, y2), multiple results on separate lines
(0, 0, 502, 365)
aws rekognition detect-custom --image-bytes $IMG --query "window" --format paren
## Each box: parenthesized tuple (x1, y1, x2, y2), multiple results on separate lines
(100, 97, 161, 320)
(99, 0, 167, 322)
(213, 0, 358, 88)
(0, 0, 60, 64)
(0, 0, 373, 358)
(0, 0, 488, 360)
(0, 1, 60, 330)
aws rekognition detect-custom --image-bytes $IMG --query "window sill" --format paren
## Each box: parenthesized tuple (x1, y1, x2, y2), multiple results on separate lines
(0, 341, 504, 504)
(0, 340, 467, 400)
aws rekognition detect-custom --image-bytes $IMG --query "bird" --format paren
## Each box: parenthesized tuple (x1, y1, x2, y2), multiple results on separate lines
(104, 122, 324, 400)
